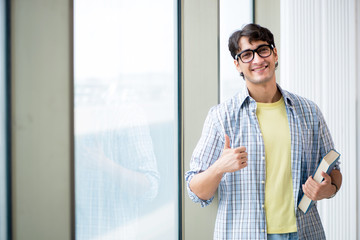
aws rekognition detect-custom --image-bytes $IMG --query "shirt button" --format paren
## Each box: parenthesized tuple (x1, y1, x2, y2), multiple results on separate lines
(261, 181, 265, 184)
(262, 204, 264, 208)
(261, 229, 265, 232)
(261, 156, 265, 160)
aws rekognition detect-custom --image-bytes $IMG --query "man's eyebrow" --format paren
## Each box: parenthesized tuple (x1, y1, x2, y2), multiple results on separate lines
(238, 47, 245, 52)
(239, 44, 268, 53)
(238, 47, 251, 52)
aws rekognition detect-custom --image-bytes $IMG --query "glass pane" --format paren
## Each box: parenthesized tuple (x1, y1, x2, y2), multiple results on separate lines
(0, 0, 7, 238)
(220, 0, 253, 102)
(74, 1, 178, 239)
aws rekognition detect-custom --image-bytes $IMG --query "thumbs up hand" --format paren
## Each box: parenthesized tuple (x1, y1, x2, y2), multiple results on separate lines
(214, 134, 248, 174)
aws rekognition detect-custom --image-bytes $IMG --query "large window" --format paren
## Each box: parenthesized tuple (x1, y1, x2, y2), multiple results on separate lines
(220, 0, 253, 102)
(0, 0, 8, 239)
(74, 1, 179, 239)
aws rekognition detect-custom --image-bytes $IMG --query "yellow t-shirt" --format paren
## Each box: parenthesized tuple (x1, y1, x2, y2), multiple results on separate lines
(256, 97, 297, 234)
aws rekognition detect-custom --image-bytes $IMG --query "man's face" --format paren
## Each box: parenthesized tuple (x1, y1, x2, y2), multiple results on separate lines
(234, 37, 278, 85)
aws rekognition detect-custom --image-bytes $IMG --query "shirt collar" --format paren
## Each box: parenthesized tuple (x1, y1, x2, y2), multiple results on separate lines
(237, 83, 294, 108)
(277, 84, 295, 108)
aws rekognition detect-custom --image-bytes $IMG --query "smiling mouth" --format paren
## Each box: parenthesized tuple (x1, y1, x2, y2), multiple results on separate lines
(252, 65, 268, 72)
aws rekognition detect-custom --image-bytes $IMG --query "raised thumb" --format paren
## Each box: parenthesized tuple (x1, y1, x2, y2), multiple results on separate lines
(224, 134, 231, 149)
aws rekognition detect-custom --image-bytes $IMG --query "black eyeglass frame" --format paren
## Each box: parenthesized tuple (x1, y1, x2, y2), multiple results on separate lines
(235, 44, 275, 63)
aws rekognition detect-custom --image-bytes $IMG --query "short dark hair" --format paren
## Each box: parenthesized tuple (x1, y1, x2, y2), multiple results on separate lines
(228, 23, 276, 59)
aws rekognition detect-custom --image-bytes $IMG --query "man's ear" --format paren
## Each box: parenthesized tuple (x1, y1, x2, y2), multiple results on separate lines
(273, 47, 278, 62)
(234, 59, 242, 72)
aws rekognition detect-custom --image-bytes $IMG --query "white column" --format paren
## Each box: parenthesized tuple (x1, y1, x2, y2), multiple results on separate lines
(280, 0, 358, 239)
(12, 1, 73, 239)
(183, 0, 219, 239)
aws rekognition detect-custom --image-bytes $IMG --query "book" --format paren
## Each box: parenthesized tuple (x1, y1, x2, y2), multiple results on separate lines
(298, 149, 340, 214)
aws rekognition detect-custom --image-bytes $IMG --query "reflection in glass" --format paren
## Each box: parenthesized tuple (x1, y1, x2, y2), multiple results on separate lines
(220, 0, 253, 102)
(74, 0, 178, 239)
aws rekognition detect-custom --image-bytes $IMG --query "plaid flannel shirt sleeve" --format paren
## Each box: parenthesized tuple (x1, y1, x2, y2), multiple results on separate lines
(315, 104, 340, 171)
(185, 108, 225, 207)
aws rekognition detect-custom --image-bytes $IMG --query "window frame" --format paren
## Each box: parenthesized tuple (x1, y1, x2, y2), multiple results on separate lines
(1, 0, 11, 239)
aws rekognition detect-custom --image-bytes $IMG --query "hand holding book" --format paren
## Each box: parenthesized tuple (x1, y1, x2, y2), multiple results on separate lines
(298, 149, 340, 214)
(302, 171, 337, 201)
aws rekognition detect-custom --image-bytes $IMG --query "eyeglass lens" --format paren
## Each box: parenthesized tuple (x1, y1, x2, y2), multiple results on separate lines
(240, 45, 272, 63)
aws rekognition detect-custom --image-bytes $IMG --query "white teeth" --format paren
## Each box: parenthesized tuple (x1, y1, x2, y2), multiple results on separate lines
(253, 66, 267, 71)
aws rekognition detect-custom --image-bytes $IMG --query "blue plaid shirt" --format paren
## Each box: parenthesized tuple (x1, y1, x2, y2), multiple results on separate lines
(185, 85, 340, 240)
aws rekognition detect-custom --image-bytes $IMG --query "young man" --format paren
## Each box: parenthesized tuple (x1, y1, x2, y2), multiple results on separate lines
(185, 24, 342, 240)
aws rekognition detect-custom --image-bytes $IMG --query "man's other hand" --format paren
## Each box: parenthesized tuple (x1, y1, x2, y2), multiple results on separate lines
(302, 171, 336, 201)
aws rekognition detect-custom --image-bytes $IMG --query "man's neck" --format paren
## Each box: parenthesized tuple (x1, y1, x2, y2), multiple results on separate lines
(246, 81, 282, 103)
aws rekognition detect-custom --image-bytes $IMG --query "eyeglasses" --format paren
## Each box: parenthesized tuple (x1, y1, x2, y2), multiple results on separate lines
(235, 44, 274, 63)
